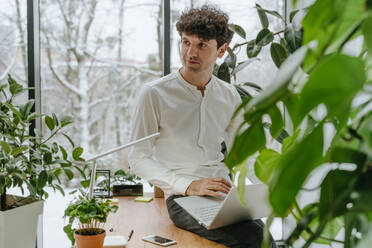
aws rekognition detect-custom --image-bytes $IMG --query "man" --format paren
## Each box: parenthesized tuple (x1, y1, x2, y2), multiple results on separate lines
(128, 5, 276, 248)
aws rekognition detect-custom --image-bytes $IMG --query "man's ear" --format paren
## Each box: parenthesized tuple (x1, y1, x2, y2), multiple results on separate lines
(217, 43, 228, 58)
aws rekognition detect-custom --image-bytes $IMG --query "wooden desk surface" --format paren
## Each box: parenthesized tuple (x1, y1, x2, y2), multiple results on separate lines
(106, 194, 226, 248)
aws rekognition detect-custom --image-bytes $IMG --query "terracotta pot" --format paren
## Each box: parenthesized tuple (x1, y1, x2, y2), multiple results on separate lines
(74, 228, 106, 248)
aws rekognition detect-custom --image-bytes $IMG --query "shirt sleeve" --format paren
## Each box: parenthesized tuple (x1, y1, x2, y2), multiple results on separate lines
(128, 85, 193, 195)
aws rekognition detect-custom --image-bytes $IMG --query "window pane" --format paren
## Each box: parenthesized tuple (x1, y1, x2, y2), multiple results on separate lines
(0, 0, 28, 102)
(40, 0, 162, 247)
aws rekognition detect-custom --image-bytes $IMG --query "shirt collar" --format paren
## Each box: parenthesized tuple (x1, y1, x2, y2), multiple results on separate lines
(176, 69, 214, 93)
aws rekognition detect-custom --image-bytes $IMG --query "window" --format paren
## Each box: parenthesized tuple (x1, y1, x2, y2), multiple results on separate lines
(39, 0, 162, 246)
(0, 0, 28, 102)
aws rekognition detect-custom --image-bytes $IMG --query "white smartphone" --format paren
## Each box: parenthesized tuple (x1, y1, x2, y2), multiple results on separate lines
(142, 235, 177, 246)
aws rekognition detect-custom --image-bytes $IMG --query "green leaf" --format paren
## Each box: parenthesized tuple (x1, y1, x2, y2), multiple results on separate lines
(242, 82, 262, 92)
(352, 170, 372, 212)
(59, 145, 68, 160)
(234, 85, 252, 100)
(234, 164, 248, 206)
(319, 170, 357, 221)
(74, 165, 87, 179)
(55, 184, 65, 196)
(270, 43, 288, 68)
(243, 45, 308, 122)
(64, 169, 74, 180)
(302, 0, 344, 45)
(267, 105, 284, 138)
(62, 133, 75, 148)
(256, 4, 269, 28)
(225, 120, 265, 170)
(45, 115, 55, 131)
(20, 100, 35, 120)
(280, 38, 290, 54)
(72, 147, 83, 160)
(294, 54, 366, 129)
(43, 152, 53, 164)
(114, 169, 127, 176)
(11, 146, 28, 156)
(363, 15, 372, 54)
(287, 209, 318, 245)
(302, 0, 365, 70)
(234, 59, 259, 74)
(256, 28, 274, 46)
(254, 149, 280, 184)
(345, 212, 365, 247)
(255, 6, 285, 22)
(283, 93, 300, 129)
(229, 24, 246, 39)
(329, 147, 367, 167)
(270, 124, 324, 216)
(81, 179, 90, 188)
(217, 62, 231, 83)
(224, 48, 236, 69)
(63, 223, 76, 245)
(8, 75, 24, 96)
(284, 24, 302, 53)
(212, 63, 219, 76)
(61, 116, 73, 127)
(26, 182, 37, 196)
(4, 102, 22, 120)
(38, 170, 48, 188)
(0, 141, 11, 154)
(52, 113, 59, 127)
(289, 10, 300, 23)
(246, 40, 262, 58)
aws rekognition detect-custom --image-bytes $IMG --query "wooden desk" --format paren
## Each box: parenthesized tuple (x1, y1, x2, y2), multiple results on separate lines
(106, 194, 226, 248)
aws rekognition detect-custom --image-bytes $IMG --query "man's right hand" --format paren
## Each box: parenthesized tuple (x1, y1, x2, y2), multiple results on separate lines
(185, 177, 232, 197)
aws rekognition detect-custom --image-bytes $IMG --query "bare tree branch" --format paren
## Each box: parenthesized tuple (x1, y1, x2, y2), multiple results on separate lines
(0, 52, 17, 80)
(84, 50, 161, 76)
(88, 71, 109, 91)
(45, 35, 81, 96)
(89, 97, 111, 109)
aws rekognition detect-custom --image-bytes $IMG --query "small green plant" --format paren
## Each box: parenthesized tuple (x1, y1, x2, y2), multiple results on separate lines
(63, 192, 118, 245)
(0, 74, 86, 211)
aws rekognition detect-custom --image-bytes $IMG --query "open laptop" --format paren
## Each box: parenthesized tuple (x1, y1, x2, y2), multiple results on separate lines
(174, 184, 271, 230)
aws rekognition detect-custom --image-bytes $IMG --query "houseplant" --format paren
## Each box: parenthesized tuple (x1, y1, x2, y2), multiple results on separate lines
(216, 0, 372, 247)
(0, 74, 86, 248)
(63, 191, 118, 248)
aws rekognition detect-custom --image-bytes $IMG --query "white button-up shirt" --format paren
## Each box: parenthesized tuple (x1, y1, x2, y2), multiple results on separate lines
(128, 70, 242, 196)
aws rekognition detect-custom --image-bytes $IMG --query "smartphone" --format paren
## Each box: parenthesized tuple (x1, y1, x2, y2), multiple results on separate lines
(142, 235, 177, 246)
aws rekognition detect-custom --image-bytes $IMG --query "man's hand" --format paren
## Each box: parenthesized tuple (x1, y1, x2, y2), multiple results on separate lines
(185, 177, 232, 197)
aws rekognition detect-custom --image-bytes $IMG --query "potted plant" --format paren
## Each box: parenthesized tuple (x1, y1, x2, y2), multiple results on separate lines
(63, 192, 118, 248)
(0, 74, 86, 248)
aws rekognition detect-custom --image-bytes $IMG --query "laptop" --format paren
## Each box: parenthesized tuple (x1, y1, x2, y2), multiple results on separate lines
(174, 184, 271, 230)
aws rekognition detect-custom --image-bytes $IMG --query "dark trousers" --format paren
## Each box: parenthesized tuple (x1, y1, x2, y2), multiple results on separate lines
(166, 195, 277, 248)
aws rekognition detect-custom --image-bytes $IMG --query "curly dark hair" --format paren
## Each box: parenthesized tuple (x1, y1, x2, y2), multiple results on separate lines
(176, 5, 234, 48)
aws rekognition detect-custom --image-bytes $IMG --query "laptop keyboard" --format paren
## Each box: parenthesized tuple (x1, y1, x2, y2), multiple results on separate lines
(193, 203, 221, 225)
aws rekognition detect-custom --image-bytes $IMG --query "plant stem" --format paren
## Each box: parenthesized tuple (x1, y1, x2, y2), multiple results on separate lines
(294, 201, 303, 216)
(1, 188, 6, 211)
(273, 30, 284, 36)
(290, 209, 300, 221)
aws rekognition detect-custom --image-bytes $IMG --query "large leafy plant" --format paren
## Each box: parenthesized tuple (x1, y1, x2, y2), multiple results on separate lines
(217, 1, 372, 247)
(0, 74, 86, 211)
(63, 192, 118, 245)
